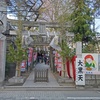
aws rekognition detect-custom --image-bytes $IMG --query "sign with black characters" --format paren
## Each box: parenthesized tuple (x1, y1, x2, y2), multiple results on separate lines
(76, 58, 85, 85)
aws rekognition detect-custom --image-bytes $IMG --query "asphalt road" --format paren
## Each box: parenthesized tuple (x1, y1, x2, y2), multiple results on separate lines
(0, 90, 100, 100)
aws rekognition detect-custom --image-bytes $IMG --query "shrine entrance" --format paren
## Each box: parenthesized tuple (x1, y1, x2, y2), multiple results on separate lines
(8, 20, 61, 72)
(6, 18, 75, 87)
(0, 0, 75, 87)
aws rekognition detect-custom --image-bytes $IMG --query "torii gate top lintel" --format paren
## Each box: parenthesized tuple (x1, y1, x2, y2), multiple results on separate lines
(7, 19, 69, 28)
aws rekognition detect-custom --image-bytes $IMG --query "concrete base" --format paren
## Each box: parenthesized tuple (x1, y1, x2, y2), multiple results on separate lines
(57, 76, 75, 87)
(8, 76, 26, 84)
(76, 85, 85, 89)
(57, 76, 73, 83)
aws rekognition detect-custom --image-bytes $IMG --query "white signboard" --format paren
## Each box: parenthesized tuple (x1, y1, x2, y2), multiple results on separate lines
(82, 53, 99, 74)
(76, 58, 85, 85)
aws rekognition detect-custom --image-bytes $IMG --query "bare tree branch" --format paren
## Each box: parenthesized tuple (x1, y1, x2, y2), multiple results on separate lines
(7, 0, 43, 21)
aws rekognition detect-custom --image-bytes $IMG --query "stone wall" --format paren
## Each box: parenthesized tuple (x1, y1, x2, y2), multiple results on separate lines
(85, 74, 100, 87)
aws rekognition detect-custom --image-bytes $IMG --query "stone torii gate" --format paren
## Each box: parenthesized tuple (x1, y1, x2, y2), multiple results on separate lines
(0, 0, 74, 84)
(8, 19, 71, 45)
(8, 19, 64, 72)
(8, 18, 73, 73)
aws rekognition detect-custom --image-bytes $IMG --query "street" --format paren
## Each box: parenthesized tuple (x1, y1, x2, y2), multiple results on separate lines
(0, 90, 100, 100)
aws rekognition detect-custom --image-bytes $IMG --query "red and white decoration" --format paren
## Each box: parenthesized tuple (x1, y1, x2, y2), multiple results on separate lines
(55, 51, 62, 76)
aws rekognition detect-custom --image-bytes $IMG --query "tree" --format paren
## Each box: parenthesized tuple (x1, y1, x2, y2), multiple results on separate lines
(69, 0, 100, 53)
(70, 0, 95, 43)
(7, 0, 43, 21)
(58, 38, 74, 77)
(6, 0, 44, 77)
(7, 36, 27, 77)
(39, 0, 72, 23)
(7, 15, 27, 77)
(89, 0, 100, 18)
(40, 0, 75, 78)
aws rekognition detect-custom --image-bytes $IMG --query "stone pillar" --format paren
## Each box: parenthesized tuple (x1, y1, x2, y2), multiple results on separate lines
(0, 1, 7, 33)
(76, 41, 85, 88)
(0, 34, 6, 82)
(0, 1, 7, 83)
(76, 41, 82, 58)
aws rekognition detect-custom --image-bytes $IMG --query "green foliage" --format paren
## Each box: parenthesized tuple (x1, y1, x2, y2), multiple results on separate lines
(58, 39, 75, 61)
(70, 0, 94, 42)
(74, 33, 83, 42)
(82, 43, 96, 53)
(7, 35, 28, 63)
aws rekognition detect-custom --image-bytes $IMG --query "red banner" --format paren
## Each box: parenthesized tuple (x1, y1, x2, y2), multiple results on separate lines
(28, 47, 33, 66)
(55, 51, 62, 76)
(21, 60, 26, 72)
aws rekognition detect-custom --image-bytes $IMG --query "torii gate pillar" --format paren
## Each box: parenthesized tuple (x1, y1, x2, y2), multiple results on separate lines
(76, 41, 82, 58)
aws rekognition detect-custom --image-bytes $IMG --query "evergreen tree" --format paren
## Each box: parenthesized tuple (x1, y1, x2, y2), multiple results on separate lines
(7, 36, 27, 77)
(7, 19, 27, 77)
(70, 0, 95, 42)
(58, 39, 74, 77)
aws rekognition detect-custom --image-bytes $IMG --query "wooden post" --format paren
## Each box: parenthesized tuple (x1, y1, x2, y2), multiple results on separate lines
(49, 47, 53, 70)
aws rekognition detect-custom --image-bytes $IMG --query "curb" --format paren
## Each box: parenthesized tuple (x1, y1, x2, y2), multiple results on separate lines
(0, 86, 100, 91)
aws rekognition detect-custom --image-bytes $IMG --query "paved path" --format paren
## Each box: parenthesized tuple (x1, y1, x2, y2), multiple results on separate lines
(23, 63, 59, 87)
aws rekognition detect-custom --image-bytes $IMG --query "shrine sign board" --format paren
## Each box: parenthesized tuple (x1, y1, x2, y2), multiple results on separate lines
(76, 53, 100, 85)
(76, 58, 85, 85)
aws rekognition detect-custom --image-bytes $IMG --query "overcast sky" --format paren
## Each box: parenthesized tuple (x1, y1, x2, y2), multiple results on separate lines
(95, 18, 100, 33)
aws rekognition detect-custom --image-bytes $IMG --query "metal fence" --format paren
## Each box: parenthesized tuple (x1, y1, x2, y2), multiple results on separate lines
(34, 68, 49, 82)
